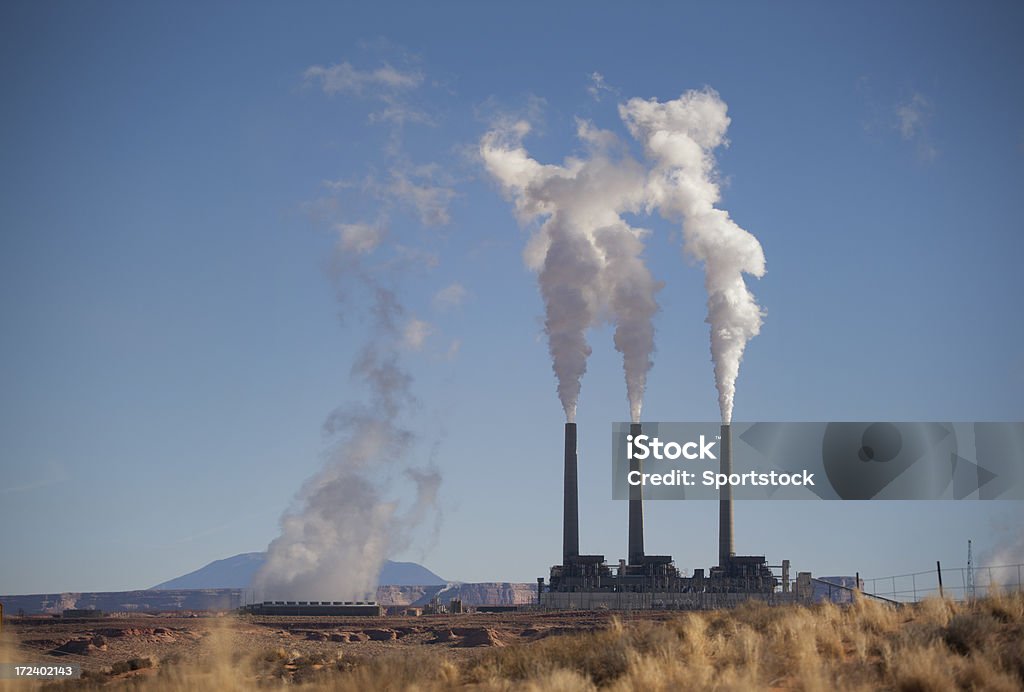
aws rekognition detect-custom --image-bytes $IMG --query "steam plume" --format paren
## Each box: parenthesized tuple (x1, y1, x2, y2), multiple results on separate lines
(596, 225, 659, 422)
(253, 288, 439, 600)
(621, 89, 766, 423)
(481, 120, 658, 422)
(979, 513, 1024, 592)
(255, 55, 446, 601)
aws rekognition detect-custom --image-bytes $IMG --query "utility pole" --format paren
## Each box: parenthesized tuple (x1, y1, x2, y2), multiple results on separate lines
(967, 539, 975, 601)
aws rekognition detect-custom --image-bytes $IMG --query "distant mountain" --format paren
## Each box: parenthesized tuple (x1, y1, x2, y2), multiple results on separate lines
(151, 553, 266, 590)
(150, 553, 446, 590)
(378, 560, 447, 586)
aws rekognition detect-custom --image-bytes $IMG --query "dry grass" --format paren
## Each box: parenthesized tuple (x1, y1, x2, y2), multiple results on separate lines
(27, 592, 1024, 691)
(1, 624, 29, 692)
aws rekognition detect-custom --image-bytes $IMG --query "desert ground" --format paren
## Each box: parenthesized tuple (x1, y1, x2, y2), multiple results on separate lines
(2, 593, 1022, 690)
(3, 610, 618, 676)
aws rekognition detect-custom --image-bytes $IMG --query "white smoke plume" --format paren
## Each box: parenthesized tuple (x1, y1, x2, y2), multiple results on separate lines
(255, 55, 446, 600)
(597, 225, 659, 423)
(978, 512, 1024, 593)
(621, 88, 766, 423)
(481, 119, 658, 422)
(253, 286, 440, 601)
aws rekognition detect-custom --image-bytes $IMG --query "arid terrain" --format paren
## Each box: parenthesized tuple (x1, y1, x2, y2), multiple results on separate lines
(3, 610, 615, 673)
(2, 593, 1022, 690)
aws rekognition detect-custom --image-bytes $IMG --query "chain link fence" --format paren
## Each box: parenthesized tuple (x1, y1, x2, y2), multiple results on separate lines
(863, 563, 1024, 603)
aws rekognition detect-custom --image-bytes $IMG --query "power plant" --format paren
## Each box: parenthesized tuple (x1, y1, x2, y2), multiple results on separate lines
(540, 422, 809, 609)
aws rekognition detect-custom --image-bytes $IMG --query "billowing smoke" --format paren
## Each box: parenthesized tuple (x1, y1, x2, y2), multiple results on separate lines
(254, 56, 446, 602)
(481, 120, 658, 422)
(253, 286, 440, 600)
(597, 225, 659, 423)
(978, 513, 1024, 592)
(621, 89, 766, 423)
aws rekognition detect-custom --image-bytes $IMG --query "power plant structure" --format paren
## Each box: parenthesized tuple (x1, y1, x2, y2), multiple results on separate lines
(243, 601, 384, 616)
(540, 423, 810, 609)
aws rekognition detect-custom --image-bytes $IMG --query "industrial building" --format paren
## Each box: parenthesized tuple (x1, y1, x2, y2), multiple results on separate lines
(243, 601, 384, 617)
(538, 422, 812, 609)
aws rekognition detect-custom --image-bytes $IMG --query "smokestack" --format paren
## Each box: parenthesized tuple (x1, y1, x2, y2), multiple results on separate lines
(563, 422, 579, 564)
(718, 423, 734, 568)
(628, 422, 644, 564)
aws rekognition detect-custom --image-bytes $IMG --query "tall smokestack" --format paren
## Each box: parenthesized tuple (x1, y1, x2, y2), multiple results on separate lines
(718, 423, 734, 568)
(563, 422, 579, 564)
(628, 422, 644, 564)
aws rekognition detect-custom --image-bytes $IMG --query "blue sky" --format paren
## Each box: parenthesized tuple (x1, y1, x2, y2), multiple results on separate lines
(1, 1, 1022, 595)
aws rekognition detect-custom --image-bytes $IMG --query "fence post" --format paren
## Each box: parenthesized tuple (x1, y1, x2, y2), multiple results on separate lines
(937, 561, 944, 599)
